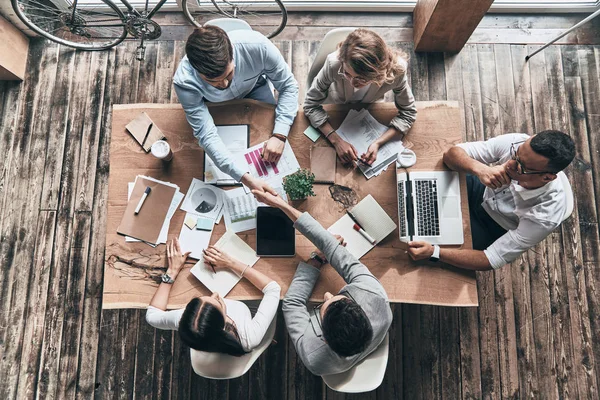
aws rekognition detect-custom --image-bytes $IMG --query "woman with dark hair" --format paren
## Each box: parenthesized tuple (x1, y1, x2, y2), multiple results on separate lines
(146, 238, 280, 356)
(304, 28, 417, 166)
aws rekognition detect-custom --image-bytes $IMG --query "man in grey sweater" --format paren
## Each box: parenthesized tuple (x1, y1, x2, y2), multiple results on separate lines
(253, 190, 393, 376)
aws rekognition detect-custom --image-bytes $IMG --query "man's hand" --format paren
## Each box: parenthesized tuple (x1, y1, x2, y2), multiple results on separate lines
(361, 142, 380, 165)
(252, 189, 287, 209)
(331, 137, 359, 164)
(407, 241, 434, 261)
(241, 174, 278, 195)
(477, 164, 510, 189)
(262, 136, 285, 164)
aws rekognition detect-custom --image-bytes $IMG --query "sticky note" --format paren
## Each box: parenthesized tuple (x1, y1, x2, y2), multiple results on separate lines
(184, 215, 197, 229)
(303, 126, 321, 142)
(196, 217, 214, 231)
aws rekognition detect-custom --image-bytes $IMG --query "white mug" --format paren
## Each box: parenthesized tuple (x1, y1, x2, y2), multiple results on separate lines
(151, 140, 173, 161)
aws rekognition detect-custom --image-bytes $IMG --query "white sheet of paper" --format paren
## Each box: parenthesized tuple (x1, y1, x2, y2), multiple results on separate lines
(190, 230, 259, 296)
(204, 125, 248, 184)
(327, 214, 374, 260)
(223, 186, 288, 233)
(336, 109, 404, 179)
(241, 141, 300, 187)
(181, 178, 225, 220)
(178, 212, 214, 260)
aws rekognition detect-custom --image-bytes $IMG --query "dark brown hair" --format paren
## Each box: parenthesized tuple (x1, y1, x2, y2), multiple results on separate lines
(179, 298, 247, 356)
(338, 28, 408, 85)
(185, 26, 233, 79)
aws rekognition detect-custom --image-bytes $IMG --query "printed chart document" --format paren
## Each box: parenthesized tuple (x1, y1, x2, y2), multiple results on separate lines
(223, 186, 288, 233)
(181, 178, 225, 222)
(190, 231, 260, 296)
(204, 125, 249, 185)
(243, 141, 300, 187)
(178, 212, 214, 260)
(328, 195, 397, 259)
(336, 109, 405, 179)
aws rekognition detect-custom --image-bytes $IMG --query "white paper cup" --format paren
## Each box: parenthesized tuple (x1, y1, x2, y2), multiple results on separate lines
(151, 140, 173, 161)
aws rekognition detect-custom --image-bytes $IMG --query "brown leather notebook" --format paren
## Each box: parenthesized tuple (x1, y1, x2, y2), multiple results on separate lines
(117, 177, 176, 244)
(125, 112, 165, 152)
(311, 146, 337, 184)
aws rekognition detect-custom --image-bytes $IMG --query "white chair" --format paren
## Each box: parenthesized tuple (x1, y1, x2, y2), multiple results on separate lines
(205, 17, 252, 32)
(306, 27, 357, 89)
(190, 319, 276, 379)
(558, 172, 574, 221)
(322, 333, 389, 393)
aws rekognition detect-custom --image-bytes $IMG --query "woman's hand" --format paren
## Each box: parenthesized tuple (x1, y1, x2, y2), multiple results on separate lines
(203, 246, 239, 271)
(166, 238, 191, 280)
(332, 137, 359, 164)
(361, 142, 380, 165)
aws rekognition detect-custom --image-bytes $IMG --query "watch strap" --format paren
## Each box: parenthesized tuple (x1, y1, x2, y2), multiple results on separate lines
(309, 251, 326, 264)
(272, 133, 287, 142)
(161, 273, 175, 284)
(429, 245, 440, 262)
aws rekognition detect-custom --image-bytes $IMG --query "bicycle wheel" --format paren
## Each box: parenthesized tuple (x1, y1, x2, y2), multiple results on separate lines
(183, 0, 287, 39)
(182, 0, 236, 29)
(12, 0, 127, 51)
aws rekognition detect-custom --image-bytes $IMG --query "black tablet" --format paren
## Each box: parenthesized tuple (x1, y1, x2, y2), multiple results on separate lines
(256, 206, 295, 257)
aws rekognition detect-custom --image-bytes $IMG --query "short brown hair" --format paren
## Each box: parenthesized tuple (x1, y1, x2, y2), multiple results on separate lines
(186, 26, 233, 79)
(338, 29, 408, 85)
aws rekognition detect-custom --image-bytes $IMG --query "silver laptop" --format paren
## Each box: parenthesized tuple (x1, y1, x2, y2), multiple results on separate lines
(396, 171, 464, 245)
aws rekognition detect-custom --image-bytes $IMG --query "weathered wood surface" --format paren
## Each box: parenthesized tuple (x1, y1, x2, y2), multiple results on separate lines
(104, 101, 475, 309)
(0, 30, 599, 398)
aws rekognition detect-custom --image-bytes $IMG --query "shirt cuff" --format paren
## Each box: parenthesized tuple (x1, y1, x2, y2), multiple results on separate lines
(293, 212, 314, 234)
(483, 246, 507, 270)
(262, 280, 282, 295)
(273, 121, 291, 136)
(231, 166, 250, 182)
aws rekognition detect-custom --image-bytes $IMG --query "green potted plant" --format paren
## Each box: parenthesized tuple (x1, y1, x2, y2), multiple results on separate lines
(283, 168, 316, 201)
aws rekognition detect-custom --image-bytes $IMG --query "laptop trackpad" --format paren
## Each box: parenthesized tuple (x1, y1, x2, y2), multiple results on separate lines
(442, 196, 460, 218)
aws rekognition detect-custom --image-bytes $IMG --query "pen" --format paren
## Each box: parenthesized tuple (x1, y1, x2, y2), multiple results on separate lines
(141, 122, 153, 149)
(134, 186, 151, 214)
(353, 223, 376, 245)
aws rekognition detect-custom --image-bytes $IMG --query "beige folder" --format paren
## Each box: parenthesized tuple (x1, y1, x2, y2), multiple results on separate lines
(125, 112, 165, 152)
(117, 177, 176, 244)
(310, 146, 337, 184)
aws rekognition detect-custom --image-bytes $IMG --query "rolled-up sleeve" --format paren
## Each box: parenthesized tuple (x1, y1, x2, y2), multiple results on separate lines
(303, 56, 335, 129)
(282, 262, 321, 347)
(389, 73, 417, 135)
(173, 81, 248, 181)
(484, 217, 557, 269)
(261, 41, 299, 136)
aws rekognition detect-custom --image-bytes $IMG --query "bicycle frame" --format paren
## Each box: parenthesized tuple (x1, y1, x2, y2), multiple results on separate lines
(118, 0, 170, 20)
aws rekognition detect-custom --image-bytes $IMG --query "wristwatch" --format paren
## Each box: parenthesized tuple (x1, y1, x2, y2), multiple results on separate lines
(309, 251, 326, 265)
(161, 273, 175, 284)
(429, 245, 440, 262)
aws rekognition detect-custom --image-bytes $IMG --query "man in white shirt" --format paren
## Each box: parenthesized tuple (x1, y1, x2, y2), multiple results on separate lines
(407, 130, 576, 271)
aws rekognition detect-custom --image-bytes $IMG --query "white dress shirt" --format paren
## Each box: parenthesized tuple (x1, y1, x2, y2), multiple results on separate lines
(457, 133, 570, 269)
(146, 281, 281, 351)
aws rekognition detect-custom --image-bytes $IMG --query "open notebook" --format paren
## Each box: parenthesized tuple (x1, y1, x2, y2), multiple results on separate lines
(328, 195, 397, 260)
(190, 231, 259, 296)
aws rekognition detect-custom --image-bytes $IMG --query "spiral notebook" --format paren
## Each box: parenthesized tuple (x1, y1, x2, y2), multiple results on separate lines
(328, 195, 397, 259)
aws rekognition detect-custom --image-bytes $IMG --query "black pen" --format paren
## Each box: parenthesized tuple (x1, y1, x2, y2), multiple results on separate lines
(141, 122, 153, 150)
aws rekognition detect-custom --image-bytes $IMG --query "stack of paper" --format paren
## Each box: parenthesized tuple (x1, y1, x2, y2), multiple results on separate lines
(181, 178, 226, 223)
(120, 175, 182, 246)
(223, 185, 288, 233)
(179, 212, 215, 259)
(204, 125, 249, 185)
(336, 109, 405, 179)
(242, 141, 300, 188)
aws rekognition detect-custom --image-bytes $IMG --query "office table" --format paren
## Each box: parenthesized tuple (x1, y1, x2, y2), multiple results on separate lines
(103, 100, 477, 309)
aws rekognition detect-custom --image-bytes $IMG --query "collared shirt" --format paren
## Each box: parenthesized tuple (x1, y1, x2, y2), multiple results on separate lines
(173, 30, 299, 181)
(457, 133, 570, 269)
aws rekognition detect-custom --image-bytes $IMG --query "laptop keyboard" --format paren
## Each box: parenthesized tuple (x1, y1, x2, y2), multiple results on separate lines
(415, 179, 440, 237)
(397, 182, 407, 237)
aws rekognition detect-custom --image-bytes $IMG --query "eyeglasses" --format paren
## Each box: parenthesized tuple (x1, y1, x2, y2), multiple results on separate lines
(311, 289, 357, 340)
(337, 65, 370, 86)
(510, 141, 553, 175)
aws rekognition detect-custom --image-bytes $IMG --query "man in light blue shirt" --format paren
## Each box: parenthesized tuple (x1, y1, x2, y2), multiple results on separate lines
(173, 26, 299, 193)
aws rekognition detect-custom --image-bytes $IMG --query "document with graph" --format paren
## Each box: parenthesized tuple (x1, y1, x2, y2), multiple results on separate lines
(243, 141, 300, 186)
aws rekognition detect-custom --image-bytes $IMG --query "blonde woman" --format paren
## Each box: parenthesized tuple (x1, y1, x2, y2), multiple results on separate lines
(304, 29, 417, 165)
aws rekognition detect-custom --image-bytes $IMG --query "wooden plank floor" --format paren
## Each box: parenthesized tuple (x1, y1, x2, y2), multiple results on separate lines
(1, 13, 600, 399)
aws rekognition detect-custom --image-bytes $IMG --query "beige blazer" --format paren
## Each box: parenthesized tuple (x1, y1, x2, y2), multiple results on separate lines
(303, 51, 417, 135)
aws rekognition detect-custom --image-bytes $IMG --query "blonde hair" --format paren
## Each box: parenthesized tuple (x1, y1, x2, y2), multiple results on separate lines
(338, 29, 408, 85)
